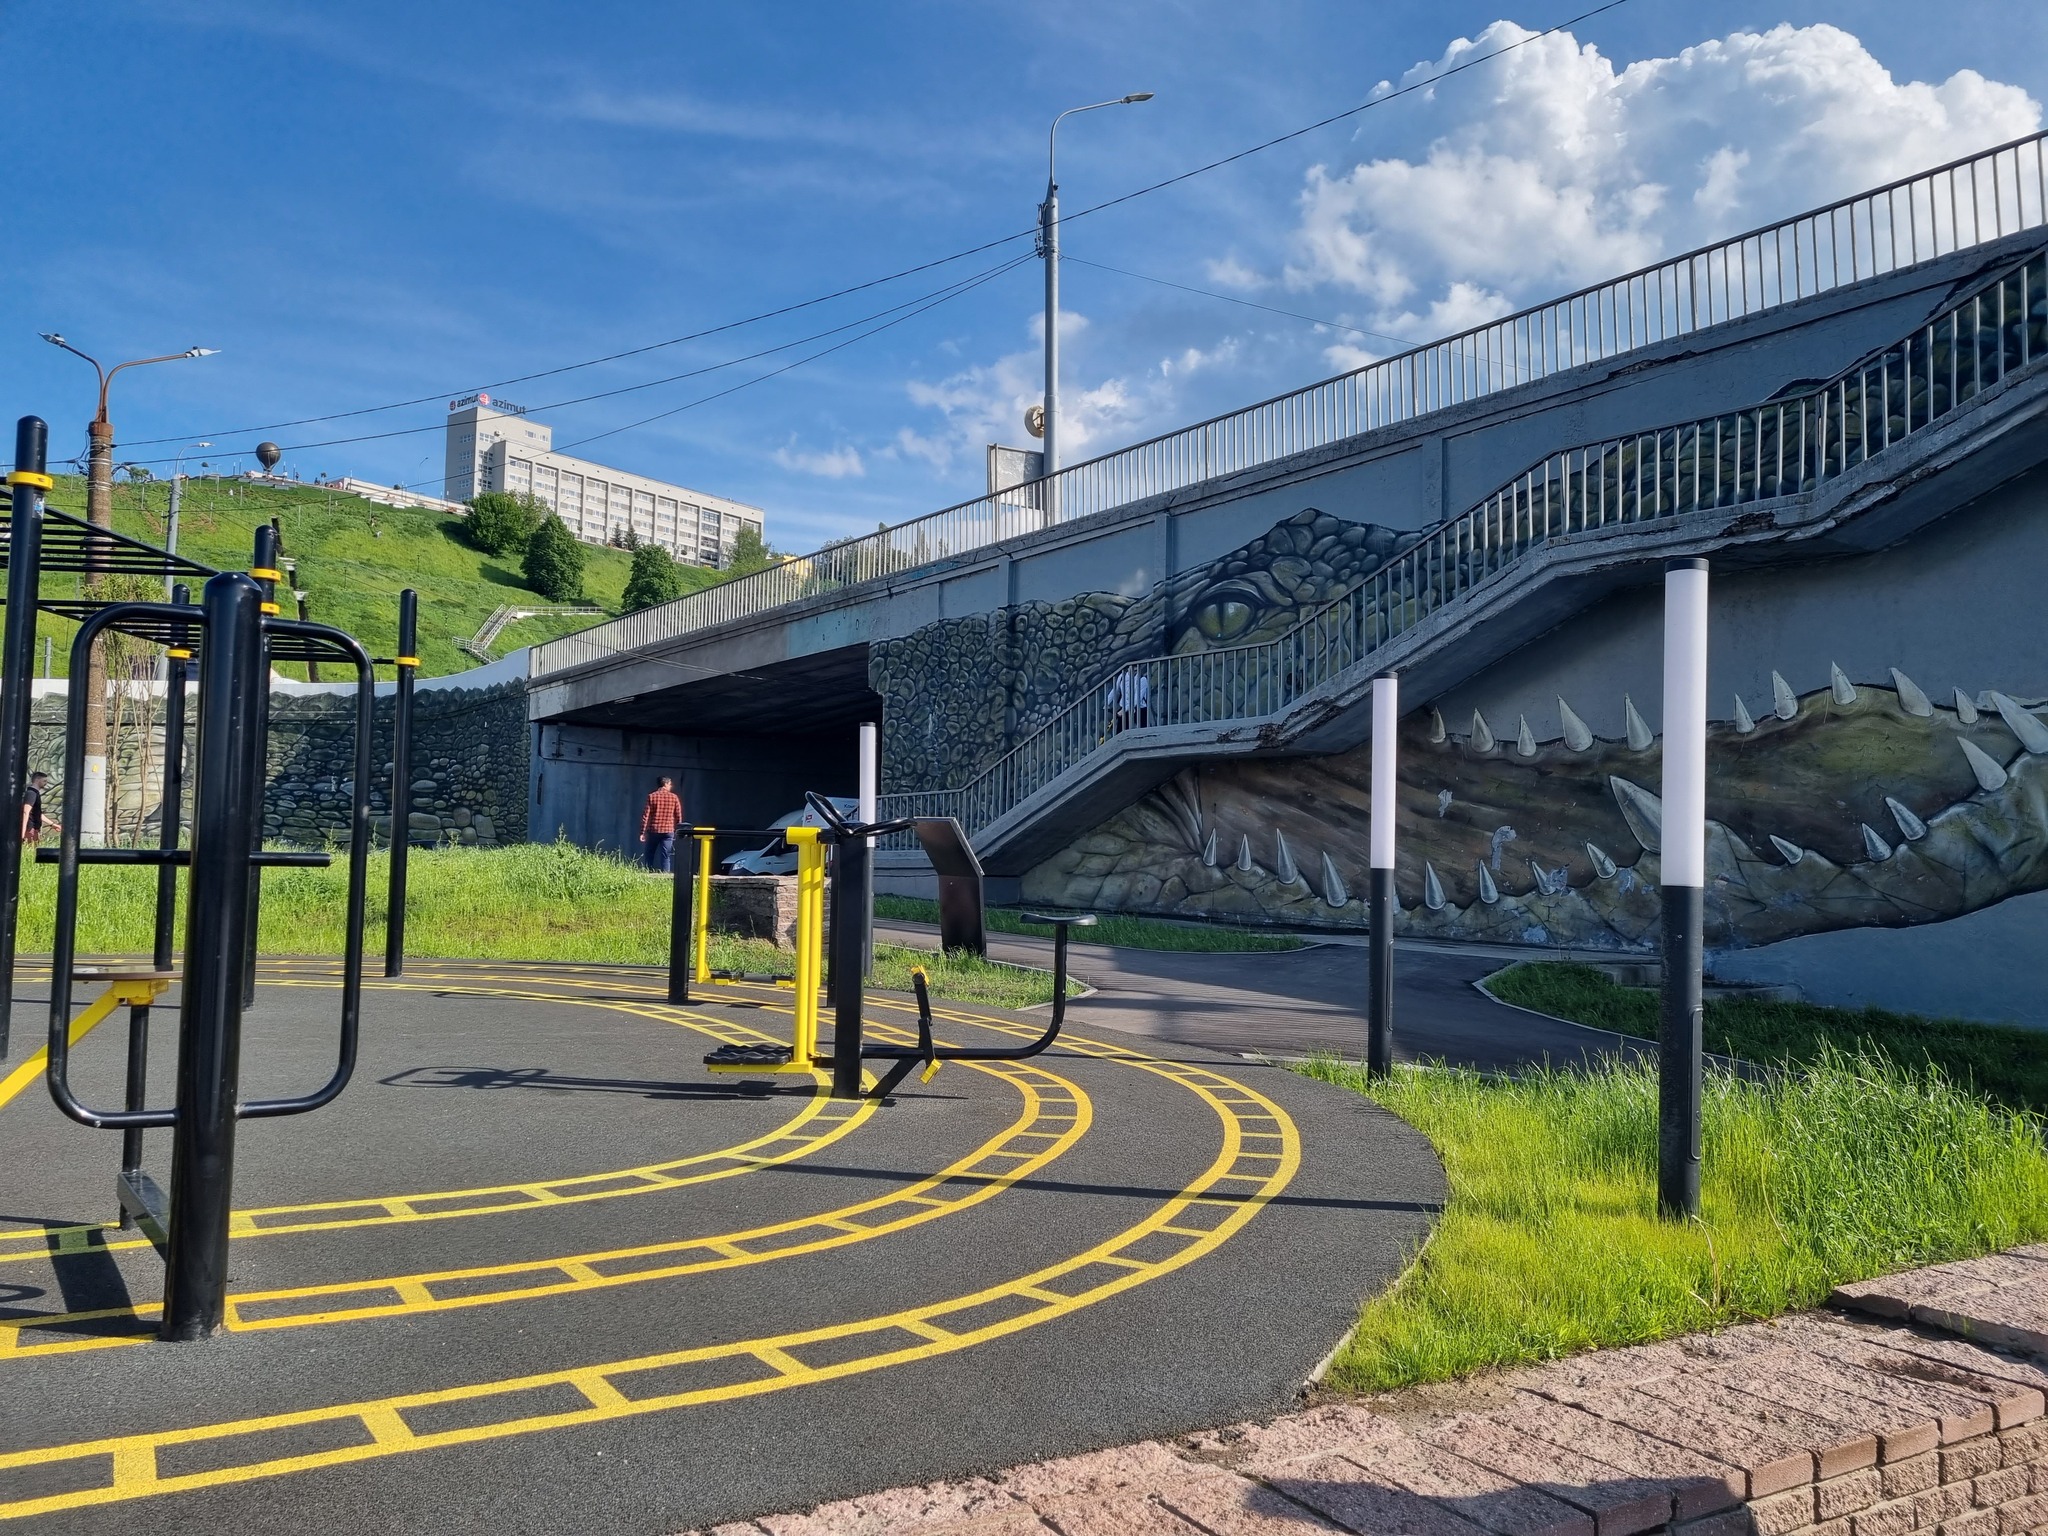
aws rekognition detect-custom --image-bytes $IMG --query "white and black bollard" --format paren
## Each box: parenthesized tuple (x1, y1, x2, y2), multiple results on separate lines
(1368, 672, 1397, 1078)
(1659, 559, 1709, 1219)
(858, 721, 878, 976)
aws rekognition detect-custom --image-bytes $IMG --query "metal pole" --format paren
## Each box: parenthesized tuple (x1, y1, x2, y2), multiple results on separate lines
(161, 570, 266, 1340)
(1041, 182, 1060, 478)
(858, 722, 877, 978)
(0, 417, 52, 1053)
(384, 589, 417, 976)
(163, 474, 183, 600)
(1659, 558, 1709, 1220)
(830, 830, 869, 1101)
(123, 583, 190, 1184)
(667, 825, 694, 1004)
(1368, 672, 1398, 1078)
(242, 527, 281, 1011)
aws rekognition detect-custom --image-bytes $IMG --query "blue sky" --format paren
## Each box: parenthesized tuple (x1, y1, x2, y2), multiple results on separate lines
(5, 1, 2045, 552)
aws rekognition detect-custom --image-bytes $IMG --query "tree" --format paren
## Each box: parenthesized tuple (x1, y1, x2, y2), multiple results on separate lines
(523, 514, 586, 601)
(723, 522, 777, 578)
(465, 491, 548, 556)
(621, 543, 684, 612)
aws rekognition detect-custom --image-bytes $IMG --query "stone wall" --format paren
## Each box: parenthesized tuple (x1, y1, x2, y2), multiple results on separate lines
(28, 678, 529, 848)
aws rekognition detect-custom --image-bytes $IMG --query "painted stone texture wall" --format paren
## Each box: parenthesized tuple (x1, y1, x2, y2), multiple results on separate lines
(870, 509, 1424, 793)
(27, 680, 529, 849)
(1022, 670, 2048, 956)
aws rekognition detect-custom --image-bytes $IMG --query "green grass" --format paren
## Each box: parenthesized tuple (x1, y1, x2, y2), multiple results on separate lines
(36, 476, 725, 679)
(21, 842, 1068, 1009)
(874, 894, 1302, 952)
(1487, 961, 2048, 1114)
(1300, 1051, 2048, 1392)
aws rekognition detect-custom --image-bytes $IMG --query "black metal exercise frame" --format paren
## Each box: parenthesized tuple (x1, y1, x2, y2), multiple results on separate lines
(808, 794, 1092, 1102)
(42, 568, 376, 1340)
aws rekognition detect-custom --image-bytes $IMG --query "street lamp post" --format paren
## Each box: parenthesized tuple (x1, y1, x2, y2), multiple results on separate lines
(1040, 93, 1152, 482)
(39, 336, 217, 846)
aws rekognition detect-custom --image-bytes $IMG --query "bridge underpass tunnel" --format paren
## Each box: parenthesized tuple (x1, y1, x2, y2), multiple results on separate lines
(528, 643, 878, 856)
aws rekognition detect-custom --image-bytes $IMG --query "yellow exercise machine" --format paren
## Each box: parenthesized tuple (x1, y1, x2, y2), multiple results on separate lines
(677, 796, 1093, 1101)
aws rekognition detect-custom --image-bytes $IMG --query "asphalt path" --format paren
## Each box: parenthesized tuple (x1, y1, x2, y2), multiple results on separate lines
(0, 959, 1443, 1534)
(876, 921, 1651, 1071)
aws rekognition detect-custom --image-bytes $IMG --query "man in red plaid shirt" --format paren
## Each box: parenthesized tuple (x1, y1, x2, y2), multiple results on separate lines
(638, 775, 685, 873)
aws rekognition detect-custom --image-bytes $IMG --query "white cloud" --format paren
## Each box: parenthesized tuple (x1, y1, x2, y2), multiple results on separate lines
(1204, 256, 1265, 291)
(773, 440, 865, 479)
(1288, 21, 2040, 329)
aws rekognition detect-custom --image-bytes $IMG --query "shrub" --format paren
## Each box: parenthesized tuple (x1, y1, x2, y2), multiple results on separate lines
(722, 523, 777, 578)
(522, 514, 586, 601)
(464, 491, 547, 556)
(620, 543, 683, 612)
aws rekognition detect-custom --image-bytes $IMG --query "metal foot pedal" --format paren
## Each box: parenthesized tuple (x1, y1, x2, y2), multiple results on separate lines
(703, 1042, 794, 1068)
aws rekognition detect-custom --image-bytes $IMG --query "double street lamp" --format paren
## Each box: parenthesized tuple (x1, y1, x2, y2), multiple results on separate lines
(1038, 92, 1152, 479)
(39, 334, 218, 846)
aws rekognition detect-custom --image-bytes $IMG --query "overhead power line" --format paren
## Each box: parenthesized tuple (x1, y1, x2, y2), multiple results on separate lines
(112, 0, 1636, 462)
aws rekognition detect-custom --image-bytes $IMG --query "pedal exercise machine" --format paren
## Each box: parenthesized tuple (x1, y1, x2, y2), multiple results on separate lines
(689, 794, 1092, 1101)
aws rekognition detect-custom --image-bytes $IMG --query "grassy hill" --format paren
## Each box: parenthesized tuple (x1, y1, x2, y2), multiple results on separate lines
(31, 475, 725, 679)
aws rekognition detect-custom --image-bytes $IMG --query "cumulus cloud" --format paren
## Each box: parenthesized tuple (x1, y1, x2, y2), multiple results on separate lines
(773, 440, 864, 479)
(1289, 21, 2040, 324)
(901, 310, 1160, 470)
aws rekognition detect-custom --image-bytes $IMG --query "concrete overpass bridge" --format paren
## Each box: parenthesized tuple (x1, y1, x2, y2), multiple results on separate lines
(526, 136, 2048, 1026)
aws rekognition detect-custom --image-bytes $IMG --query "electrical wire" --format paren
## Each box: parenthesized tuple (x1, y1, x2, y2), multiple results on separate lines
(1061, 255, 1427, 349)
(110, 0, 1637, 459)
(112, 254, 1033, 471)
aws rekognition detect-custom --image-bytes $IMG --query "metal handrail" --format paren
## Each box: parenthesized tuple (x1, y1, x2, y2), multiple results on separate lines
(879, 244, 2048, 846)
(534, 131, 2048, 681)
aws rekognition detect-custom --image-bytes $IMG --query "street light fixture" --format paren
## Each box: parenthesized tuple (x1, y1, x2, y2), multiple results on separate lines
(39, 334, 219, 846)
(1039, 92, 1153, 480)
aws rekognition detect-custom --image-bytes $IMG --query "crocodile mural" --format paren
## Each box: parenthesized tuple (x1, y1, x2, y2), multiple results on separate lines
(1020, 668, 2048, 954)
(870, 508, 1424, 793)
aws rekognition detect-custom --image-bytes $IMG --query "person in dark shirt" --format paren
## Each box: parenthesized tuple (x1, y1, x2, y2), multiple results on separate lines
(22, 771, 57, 845)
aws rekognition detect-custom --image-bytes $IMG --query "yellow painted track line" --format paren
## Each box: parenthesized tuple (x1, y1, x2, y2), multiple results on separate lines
(0, 983, 873, 1266)
(0, 1044, 1297, 1520)
(0, 999, 122, 1112)
(2, 1049, 1090, 1357)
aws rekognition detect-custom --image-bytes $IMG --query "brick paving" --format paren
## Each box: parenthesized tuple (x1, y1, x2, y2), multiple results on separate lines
(695, 1245, 2048, 1535)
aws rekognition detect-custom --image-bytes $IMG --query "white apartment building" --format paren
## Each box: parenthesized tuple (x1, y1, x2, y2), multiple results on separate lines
(443, 395, 765, 569)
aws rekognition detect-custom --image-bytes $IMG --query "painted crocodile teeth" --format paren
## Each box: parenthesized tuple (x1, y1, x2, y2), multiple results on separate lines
(1889, 669, 1933, 717)
(1476, 863, 1500, 905)
(1202, 830, 1219, 867)
(1954, 688, 1980, 725)
(1585, 842, 1617, 879)
(1770, 835, 1805, 865)
(1861, 823, 1893, 861)
(1885, 796, 1927, 841)
(1959, 737, 2009, 792)
(1623, 695, 1653, 751)
(1830, 663, 1857, 706)
(1607, 775, 1664, 853)
(1469, 710, 1496, 753)
(1732, 695, 1756, 734)
(1516, 715, 1537, 757)
(1237, 834, 1255, 872)
(1989, 691, 2048, 755)
(1558, 698, 1593, 752)
(1422, 862, 1446, 912)
(1273, 831, 1299, 886)
(1772, 672, 1799, 720)
(1320, 852, 1348, 909)
(1427, 708, 1446, 744)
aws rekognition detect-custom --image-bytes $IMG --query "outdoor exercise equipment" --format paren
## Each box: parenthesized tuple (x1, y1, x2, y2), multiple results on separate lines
(34, 521, 376, 1340)
(685, 794, 1092, 1101)
(383, 587, 418, 976)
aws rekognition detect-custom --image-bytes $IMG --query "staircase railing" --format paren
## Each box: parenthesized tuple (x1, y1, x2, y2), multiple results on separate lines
(534, 132, 2048, 682)
(880, 245, 2048, 847)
